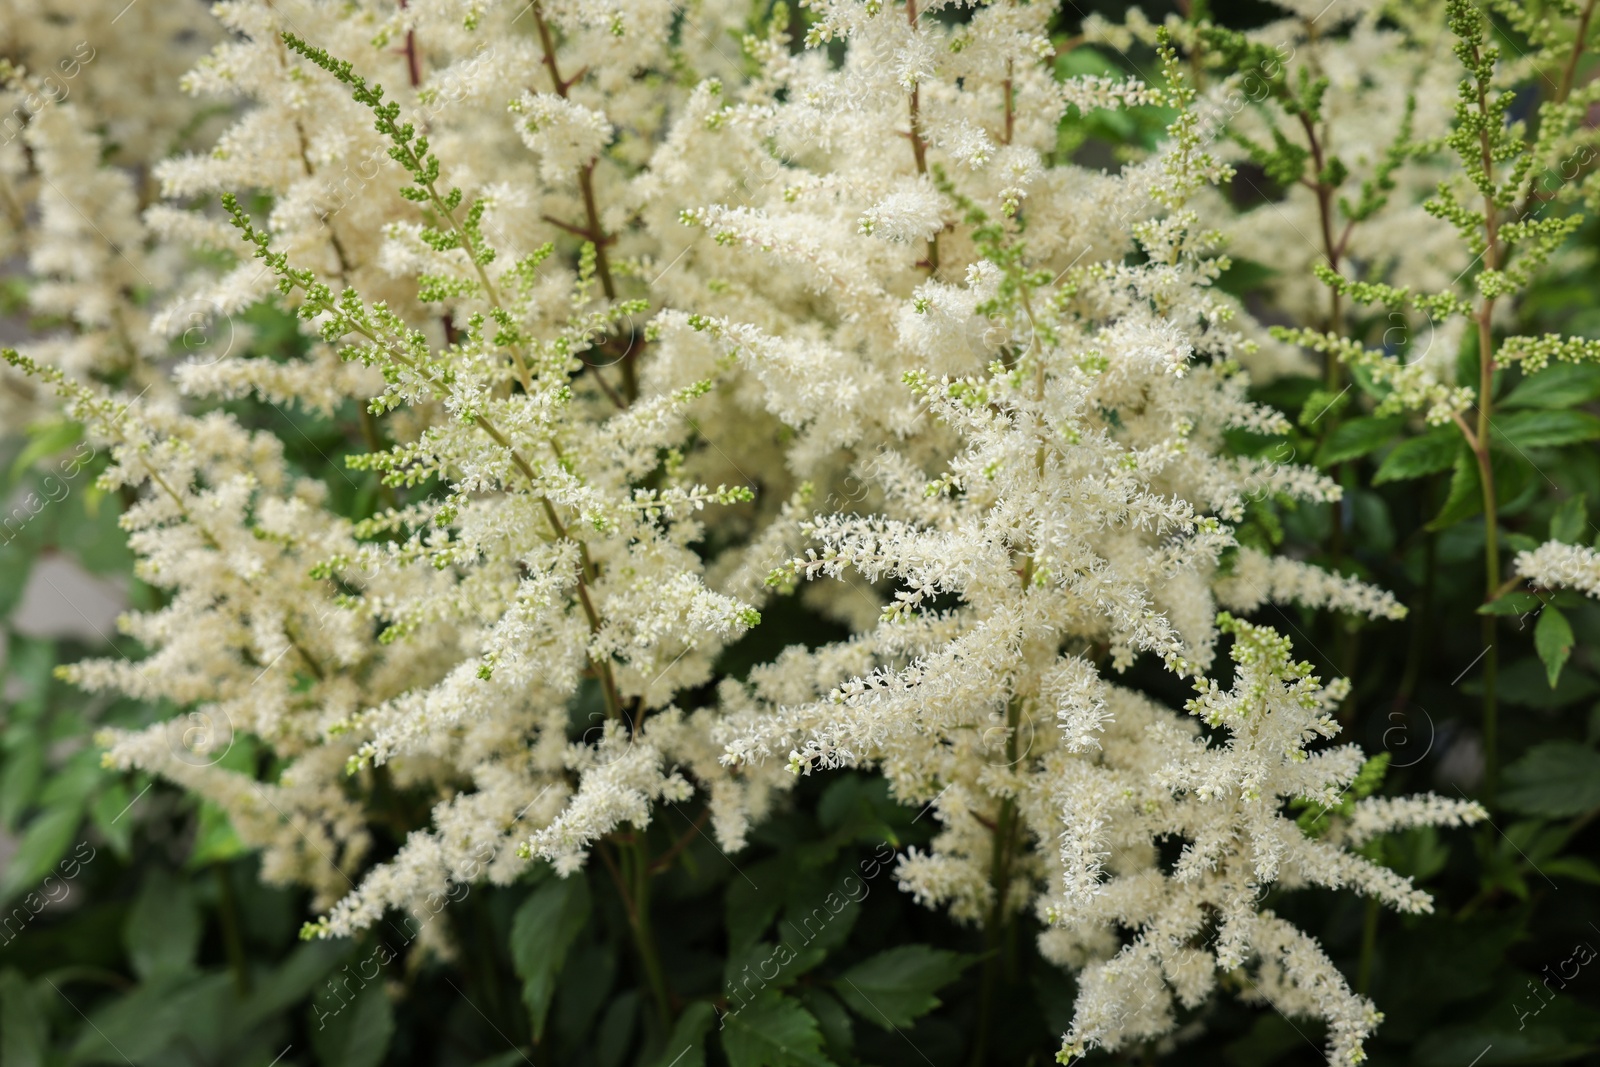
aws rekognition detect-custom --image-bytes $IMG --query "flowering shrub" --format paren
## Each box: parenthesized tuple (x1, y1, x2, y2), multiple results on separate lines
(3, 1, 1600, 1065)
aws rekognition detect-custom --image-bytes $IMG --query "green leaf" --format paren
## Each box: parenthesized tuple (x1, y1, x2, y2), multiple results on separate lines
(0, 540, 34, 618)
(1413, 1018, 1598, 1067)
(720, 992, 834, 1067)
(551, 940, 616, 1046)
(1215, 258, 1278, 299)
(1501, 742, 1600, 818)
(1477, 591, 1541, 616)
(1502, 531, 1543, 554)
(798, 989, 854, 1063)
(727, 856, 789, 950)
(0, 733, 44, 833)
(1351, 489, 1396, 553)
(188, 799, 247, 868)
(1315, 415, 1405, 467)
(1551, 494, 1589, 545)
(470, 1054, 540, 1067)
(725, 940, 826, 994)
(1224, 1014, 1304, 1067)
(1501, 361, 1600, 408)
(1464, 656, 1598, 709)
(511, 872, 591, 1040)
(1384, 826, 1450, 882)
(9, 420, 83, 484)
(1535, 606, 1574, 688)
(0, 802, 82, 904)
(240, 940, 350, 1032)
(1054, 44, 1121, 79)
(775, 862, 864, 957)
(596, 992, 638, 1067)
(1492, 409, 1600, 449)
(831, 945, 969, 1031)
(67, 972, 222, 1065)
(650, 1001, 716, 1067)
(38, 752, 103, 810)
(1, 969, 46, 1067)
(87, 784, 134, 861)
(1542, 855, 1600, 885)
(1373, 428, 1462, 484)
(1428, 450, 1482, 531)
(309, 974, 394, 1067)
(124, 868, 202, 981)
(817, 775, 906, 848)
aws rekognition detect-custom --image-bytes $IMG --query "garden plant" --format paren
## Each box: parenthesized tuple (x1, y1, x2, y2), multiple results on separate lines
(1, 0, 1599, 1065)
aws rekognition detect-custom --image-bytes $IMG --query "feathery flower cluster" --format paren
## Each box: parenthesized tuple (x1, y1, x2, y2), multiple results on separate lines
(1516, 540, 1600, 600)
(0, 1, 1495, 1061)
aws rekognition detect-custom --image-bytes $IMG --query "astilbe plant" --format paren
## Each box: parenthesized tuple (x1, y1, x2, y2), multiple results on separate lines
(19, 0, 1582, 1063)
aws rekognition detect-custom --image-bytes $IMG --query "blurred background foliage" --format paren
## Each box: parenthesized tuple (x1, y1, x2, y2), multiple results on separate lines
(3, 1, 1600, 1065)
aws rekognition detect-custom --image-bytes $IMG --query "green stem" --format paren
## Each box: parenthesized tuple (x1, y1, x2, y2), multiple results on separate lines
(1467, 32, 1503, 807)
(1475, 314, 1501, 809)
(213, 865, 252, 997)
(905, 0, 939, 274)
(970, 696, 1022, 1067)
(629, 836, 673, 1030)
(1395, 514, 1438, 709)
(1297, 112, 1363, 713)
(1356, 896, 1379, 996)
(530, 3, 635, 401)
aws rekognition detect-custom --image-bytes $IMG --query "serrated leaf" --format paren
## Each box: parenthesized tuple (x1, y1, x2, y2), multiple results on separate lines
(0, 541, 34, 618)
(1428, 447, 1533, 531)
(1, 968, 46, 1067)
(511, 872, 590, 1040)
(1384, 826, 1450, 882)
(38, 751, 102, 810)
(1428, 450, 1481, 531)
(240, 940, 350, 1032)
(817, 775, 906, 848)
(1463, 657, 1598, 708)
(187, 799, 246, 868)
(1501, 362, 1600, 408)
(1373, 429, 1462, 483)
(1477, 592, 1541, 615)
(1215, 257, 1278, 299)
(1492, 409, 1600, 449)
(309, 973, 394, 1067)
(0, 733, 43, 833)
(831, 945, 970, 1031)
(471, 1054, 539, 1067)
(1352, 489, 1395, 553)
(1316, 415, 1405, 467)
(596, 992, 638, 1067)
(798, 988, 854, 1062)
(650, 1001, 716, 1067)
(1535, 606, 1574, 688)
(1502, 531, 1543, 554)
(88, 784, 134, 860)
(720, 992, 834, 1067)
(0, 802, 82, 905)
(69, 972, 221, 1064)
(727, 856, 789, 950)
(1542, 856, 1600, 884)
(725, 940, 826, 994)
(8, 420, 82, 484)
(1551, 494, 1589, 545)
(777, 862, 863, 956)
(125, 868, 202, 981)
(1501, 742, 1600, 818)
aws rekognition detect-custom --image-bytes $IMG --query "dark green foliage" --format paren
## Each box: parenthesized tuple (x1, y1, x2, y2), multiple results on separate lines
(4, 3, 1600, 1067)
